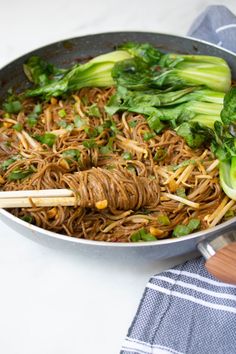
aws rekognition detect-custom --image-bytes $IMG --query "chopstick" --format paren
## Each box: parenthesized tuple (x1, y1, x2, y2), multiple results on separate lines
(0, 197, 76, 208)
(0, 189, 77, 208)
(0, 189, 73, 198)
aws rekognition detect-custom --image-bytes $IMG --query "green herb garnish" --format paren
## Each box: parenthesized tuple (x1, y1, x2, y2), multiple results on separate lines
(3, 101, 22, 114)
(173, 218, 200, 237)
(88, 103, 101, 117)
(172, 159, 196, 171)
(130, 228, 157, 242)
(224, 210, 235, 219)
(143, 132, 156, 141)
(172, 225, 190, 238)
(58, 109, 66, 118)
(99, 137, 114, 154)
(8, 167, 34, 181)
(13, 123, 23, 132)
(103, 119, 120, 135)
(74, 115, 86, 128)
(187, 219, 201, 232)
(176, 188, 186, 198)
(65, 123, 74, 132)
(82, 139, 97, 149)
(0, 156, 20, 171)
(153, 148, 167, 161)
(62, 149, 81, 161)
(157, 215, 170, 226)
(97, 125, 104, 134)
(35, 133, 57, 147)
(127, 165, 136, 174)
(122, 152, 132, 160)
(81, 95, 89, 105)
(128, 120, 138, 128)
(100, 145, 112, 154)
(33, 104, 42, 114)
(21, 215, 34, 223)
(27, 116, 37, 127)
(58, 120, 67, 128)
(27, 111, 39, 127)
(84, 126, 99, 138)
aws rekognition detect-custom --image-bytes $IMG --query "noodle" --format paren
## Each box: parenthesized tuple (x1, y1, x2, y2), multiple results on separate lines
(0, 87, 234, 242)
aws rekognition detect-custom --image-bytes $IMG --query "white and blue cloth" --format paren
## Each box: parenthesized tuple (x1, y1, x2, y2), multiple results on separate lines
(121, 258, 236, 354)
(121, 6, 236, 354)
(187, 5, 236, 52)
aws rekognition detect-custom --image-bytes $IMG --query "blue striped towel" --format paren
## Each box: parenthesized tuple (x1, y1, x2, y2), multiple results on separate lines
(121, 6, 236, 354)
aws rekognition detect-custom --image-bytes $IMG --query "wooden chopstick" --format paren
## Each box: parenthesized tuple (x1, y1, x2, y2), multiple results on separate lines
(0, 189, 73, 198)
(0, 189, 77, 208)
(0, 196, 76, 208)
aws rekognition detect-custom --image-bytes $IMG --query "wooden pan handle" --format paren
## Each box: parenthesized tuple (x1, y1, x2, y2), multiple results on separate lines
(198, 234, 236, 285)
(205, 242, 236, 284)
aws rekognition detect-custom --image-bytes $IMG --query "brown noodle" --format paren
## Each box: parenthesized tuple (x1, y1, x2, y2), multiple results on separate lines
(0, 87, 234, 242)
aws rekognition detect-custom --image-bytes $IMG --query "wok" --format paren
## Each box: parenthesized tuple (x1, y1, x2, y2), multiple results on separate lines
(0, 32, 236, 283)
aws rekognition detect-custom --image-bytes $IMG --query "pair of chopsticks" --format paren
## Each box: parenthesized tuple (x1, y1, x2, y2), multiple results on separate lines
(0, 189, 77, 208)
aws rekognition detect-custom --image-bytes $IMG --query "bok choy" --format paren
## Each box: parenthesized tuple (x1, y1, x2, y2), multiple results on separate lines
(25, 51, 132, 98)
(113, 42, 231, 92)
(106, 85, 225, 140)
(175, 87, 236, 201)
(209, 87, 236, 200)
(23, 42, 231, 99)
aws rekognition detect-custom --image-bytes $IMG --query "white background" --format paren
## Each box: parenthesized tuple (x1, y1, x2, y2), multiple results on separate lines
(1, 1, 236, 354)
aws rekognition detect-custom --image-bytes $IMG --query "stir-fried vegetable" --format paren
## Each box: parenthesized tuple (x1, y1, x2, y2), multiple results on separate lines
(208, 88, 236, 200)
(7, 167, 34, 181)
(25, 51, 132, 98)
(21, 42, 231, 100)
(130, 228, 157, 242)
(113, 43, 231, 92)
(106, 85, 224, 141)
(0, 156, 20, 171)
(105, 85, 196, 115)
(12, 123, 23, 132)
(3, 100, 22, 114)
(87, 103, 101, 117)
(62, 149, 81, 162)
(173, 219, 200, 237)
(157, 215, 170, 226)
(23, 56, 66, 86)
(35, 132, 57, 147)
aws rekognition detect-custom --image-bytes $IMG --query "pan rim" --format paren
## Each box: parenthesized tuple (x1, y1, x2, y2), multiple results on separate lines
(1, 207, 236, 247)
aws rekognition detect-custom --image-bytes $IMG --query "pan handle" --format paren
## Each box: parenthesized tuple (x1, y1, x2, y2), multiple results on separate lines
(198, 233, 236, 284)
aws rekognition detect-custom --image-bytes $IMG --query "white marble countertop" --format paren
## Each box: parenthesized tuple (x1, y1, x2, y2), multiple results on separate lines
(1, 1, 236, 354)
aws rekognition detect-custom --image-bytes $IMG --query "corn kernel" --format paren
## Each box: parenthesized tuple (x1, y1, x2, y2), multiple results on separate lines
(47, 207, 57, 218)
(95, 199, 108, 210)
(168, 179, 178, 193)
(149, 226, 164, 237)
(59, 158, 70, 170)
(50, 97, 58, 105)
(3, 122, 13, 128)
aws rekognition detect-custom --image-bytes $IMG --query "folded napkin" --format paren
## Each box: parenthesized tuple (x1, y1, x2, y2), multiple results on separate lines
(121, 6, 236, 354)
(187, 5, 236, 52)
